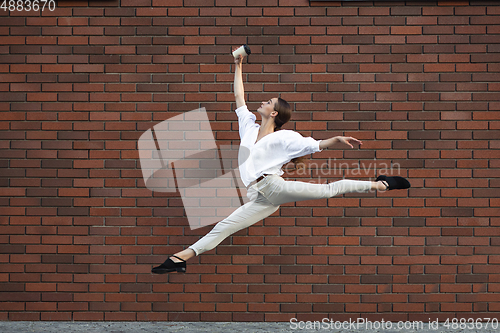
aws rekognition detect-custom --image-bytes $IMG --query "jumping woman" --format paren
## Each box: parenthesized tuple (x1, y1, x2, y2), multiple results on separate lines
(152, 49, 411, 274)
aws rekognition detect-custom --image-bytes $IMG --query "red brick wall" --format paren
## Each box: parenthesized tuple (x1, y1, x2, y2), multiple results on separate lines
(1, 0, 500, 322)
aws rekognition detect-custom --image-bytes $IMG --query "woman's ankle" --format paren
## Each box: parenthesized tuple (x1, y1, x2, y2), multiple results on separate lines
(170, 255, 184, 263)
(374, 180, 388, 191)
(170, 248, 196, 263)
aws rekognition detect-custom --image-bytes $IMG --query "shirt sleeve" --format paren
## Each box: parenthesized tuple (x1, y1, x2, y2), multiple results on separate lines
(282, 130, 322, 159)
(235, 104, 257, 139)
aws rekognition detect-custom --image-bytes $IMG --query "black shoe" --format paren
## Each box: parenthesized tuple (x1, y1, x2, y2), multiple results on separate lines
(376, 175, 411, 191)
(151, 255, 186, 274)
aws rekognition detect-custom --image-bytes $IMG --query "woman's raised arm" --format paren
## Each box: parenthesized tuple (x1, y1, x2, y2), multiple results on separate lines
(233, 49, 245, 109)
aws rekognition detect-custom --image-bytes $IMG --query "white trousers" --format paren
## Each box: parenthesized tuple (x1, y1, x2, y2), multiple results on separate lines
(188, 174, 374, 256)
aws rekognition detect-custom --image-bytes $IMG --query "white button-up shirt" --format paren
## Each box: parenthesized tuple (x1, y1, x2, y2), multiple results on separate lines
(235, 104, 322, 187)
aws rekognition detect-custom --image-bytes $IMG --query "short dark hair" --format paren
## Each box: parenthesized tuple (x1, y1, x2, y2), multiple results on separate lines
(273, 97, 291, 131)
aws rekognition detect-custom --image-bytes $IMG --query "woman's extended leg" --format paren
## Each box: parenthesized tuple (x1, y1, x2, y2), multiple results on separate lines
(259, 175, 386, 206)
(187, 193, 279, 256)
(168, 191, 279, 263)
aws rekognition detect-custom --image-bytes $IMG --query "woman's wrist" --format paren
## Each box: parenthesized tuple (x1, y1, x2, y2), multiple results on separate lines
(319, 137, 337, 150)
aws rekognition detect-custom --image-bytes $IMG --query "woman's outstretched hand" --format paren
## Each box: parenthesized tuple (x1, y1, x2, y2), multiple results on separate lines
(335, 136, 362, 148)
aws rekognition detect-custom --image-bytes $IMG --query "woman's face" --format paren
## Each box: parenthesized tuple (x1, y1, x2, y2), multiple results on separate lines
(257, 97, 278, 119)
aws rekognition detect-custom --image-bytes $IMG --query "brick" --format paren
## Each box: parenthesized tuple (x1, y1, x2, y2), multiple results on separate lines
(391, 26, 422, 35)
(343, 35, 373, 44)
(375, 36, 406, 44)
